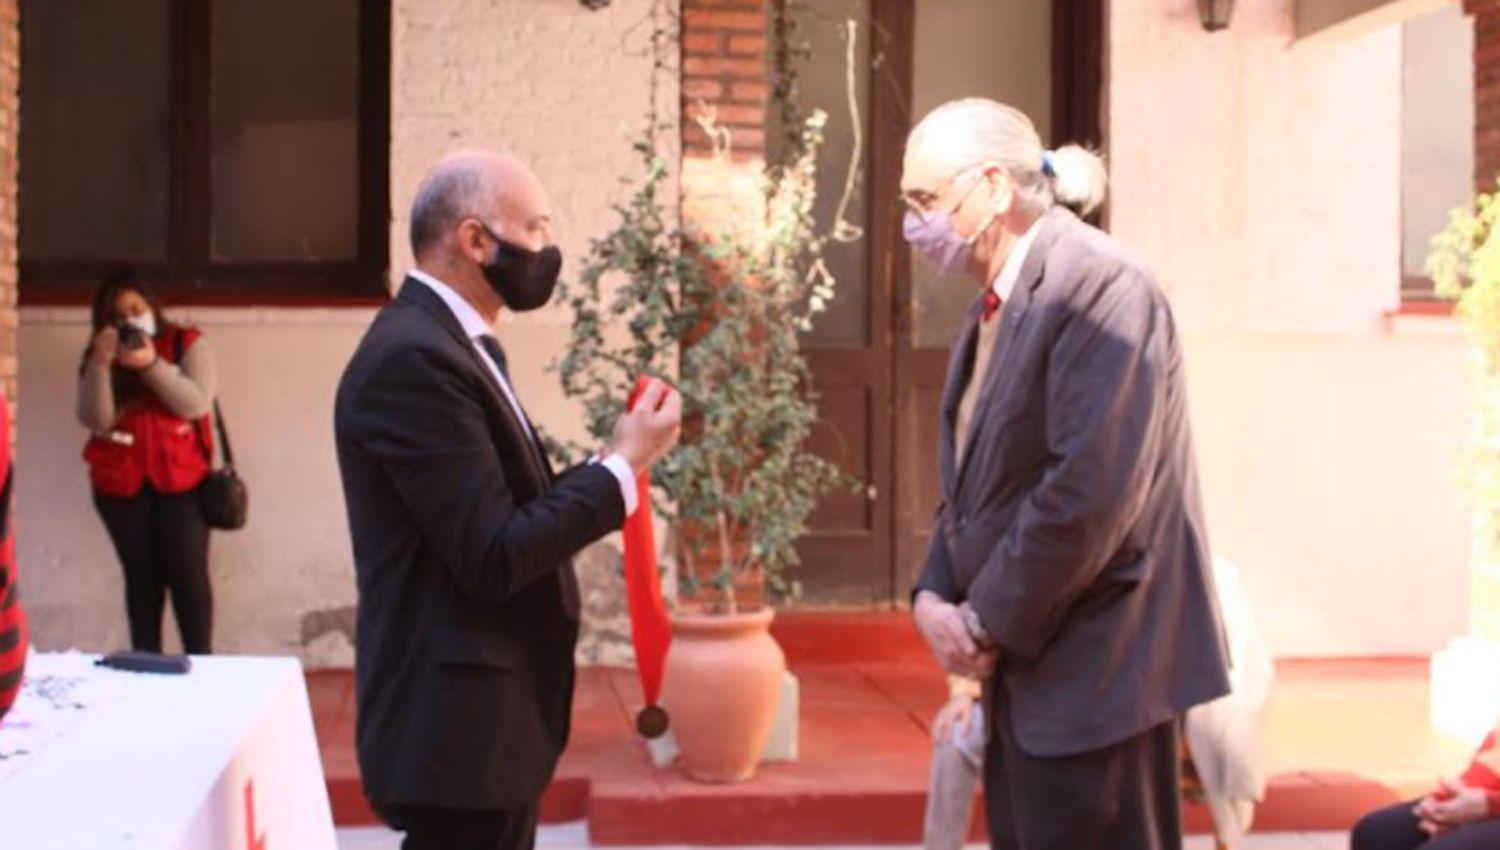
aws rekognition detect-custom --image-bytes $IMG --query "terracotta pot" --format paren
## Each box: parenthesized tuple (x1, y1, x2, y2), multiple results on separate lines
(662, 607, 785, 782)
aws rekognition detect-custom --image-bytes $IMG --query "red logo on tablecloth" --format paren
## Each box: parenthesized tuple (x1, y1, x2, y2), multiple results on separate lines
(244, 778, 267, 850)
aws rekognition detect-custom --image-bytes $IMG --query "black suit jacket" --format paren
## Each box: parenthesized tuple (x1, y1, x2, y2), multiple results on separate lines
(915, 207, 1231, 758)
(335, 277, 625, 810)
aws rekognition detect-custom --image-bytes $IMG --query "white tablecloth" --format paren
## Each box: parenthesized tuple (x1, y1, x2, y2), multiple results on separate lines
(0, 652, 337, 850)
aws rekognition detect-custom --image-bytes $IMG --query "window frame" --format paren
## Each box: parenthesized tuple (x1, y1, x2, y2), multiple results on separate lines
(1397, 5, 1472, 310)
(19, 0, 391, 306)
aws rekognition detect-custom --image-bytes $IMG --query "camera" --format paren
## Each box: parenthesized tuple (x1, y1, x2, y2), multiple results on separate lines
(114, 321, 148, 351)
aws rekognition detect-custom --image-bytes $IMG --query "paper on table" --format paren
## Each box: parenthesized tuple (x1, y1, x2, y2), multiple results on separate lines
(0, 651, 133, 786)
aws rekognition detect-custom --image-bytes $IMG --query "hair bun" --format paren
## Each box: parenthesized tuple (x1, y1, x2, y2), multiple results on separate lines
(1049, 145, 1108, 217)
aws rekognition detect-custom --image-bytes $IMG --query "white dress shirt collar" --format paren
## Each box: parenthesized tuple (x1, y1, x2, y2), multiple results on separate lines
(403, 268, 641, 519)
(990, 214, 1045, 303)
(407, 268, 494, 340)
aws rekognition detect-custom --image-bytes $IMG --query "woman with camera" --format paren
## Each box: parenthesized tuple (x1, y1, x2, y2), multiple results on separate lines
(77, 270, 218, 654)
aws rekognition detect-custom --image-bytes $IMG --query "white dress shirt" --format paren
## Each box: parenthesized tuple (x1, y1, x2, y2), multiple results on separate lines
(924, 213, 1051, 611)
(406, 269, 638, 517)
(991, 214, 1044, 303)
(953, 215, 1046, 465)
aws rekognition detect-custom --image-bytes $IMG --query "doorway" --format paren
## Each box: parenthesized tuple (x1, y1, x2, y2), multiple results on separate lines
(793, 0, 1106, 606)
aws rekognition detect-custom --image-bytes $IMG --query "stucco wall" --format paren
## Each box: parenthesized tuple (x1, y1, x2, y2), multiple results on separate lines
(16, 0, 1475, 662)
(18, 310, 371, 659)
(17, 0, 677, 663)
(1112, 0, 1473, 656)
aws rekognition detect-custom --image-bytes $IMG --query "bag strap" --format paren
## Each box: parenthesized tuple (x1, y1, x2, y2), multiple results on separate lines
(213, 400, 236, 470)
(175, 330, 235, 472)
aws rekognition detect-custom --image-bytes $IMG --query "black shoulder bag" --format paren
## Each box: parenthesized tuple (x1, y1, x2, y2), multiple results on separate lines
(176, 333, 248, 531)
(197, 400, 248, 530)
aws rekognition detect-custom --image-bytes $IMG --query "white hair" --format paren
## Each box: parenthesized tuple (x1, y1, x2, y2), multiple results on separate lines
(907, 98, 1108, 217)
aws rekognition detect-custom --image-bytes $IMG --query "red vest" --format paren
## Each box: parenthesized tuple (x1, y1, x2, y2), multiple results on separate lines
(0, 392, 26, 719)
(83, 326, 214, 498)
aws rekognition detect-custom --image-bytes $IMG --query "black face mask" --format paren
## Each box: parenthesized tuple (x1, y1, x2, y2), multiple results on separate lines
(478, 224, 562, 312)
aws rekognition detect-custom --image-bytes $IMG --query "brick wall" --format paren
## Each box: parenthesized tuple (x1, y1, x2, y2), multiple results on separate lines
(680, 0, 769, 229)
(681, 0, 767, 160)
(1471, 0, 1500, 191)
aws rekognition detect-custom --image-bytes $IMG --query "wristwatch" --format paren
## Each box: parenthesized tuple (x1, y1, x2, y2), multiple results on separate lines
(959, 602, 996, 649)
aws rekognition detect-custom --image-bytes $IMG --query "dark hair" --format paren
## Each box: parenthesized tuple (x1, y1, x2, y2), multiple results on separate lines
(81, 268, 170, 404)
(89, 268, 164, 334)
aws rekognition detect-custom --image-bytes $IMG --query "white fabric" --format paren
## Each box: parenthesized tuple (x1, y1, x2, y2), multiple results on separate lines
(126, 312, 157, 339)
(955, 216, 1045, 472)
(924, 700, 986, 850)
(597, 455, 638, 514)
(0, 652, 336, 850)
(953, 700, 987, 769)
(1185, 557, 1276, 848)
(406, 270, 637, 517)
(990, 215, 1044, 303)
(408, 269, 534, 440)
(921, 555, 1272, 850)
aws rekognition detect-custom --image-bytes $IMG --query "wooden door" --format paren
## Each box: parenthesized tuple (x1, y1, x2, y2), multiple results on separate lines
(893, 0, 1108, 594)
(793, 0, 894, 605)
(797, 0, 1106, 606)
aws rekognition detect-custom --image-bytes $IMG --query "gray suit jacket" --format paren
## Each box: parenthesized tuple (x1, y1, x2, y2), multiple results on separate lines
(915, 206, 1231, 758)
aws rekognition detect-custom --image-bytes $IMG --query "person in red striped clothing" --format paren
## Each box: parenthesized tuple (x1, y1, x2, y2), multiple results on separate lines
(0, 390, 26, 720)
(1352, 723, 1500, 849)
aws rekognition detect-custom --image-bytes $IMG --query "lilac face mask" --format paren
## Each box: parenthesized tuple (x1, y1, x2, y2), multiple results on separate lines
(903, 209, 983, 276)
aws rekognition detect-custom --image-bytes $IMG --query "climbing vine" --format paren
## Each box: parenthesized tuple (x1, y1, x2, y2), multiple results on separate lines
(554, 0, 862, 609)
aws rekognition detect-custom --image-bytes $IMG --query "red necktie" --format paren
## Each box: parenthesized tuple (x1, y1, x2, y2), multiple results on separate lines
(982, 290, 1002, 323)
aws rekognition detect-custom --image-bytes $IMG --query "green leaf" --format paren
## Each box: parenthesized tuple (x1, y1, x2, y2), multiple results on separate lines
(553, 6, 863, 606)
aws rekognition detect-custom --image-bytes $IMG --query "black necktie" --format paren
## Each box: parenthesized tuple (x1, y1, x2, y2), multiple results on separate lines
(477, 334, 512, 383)
(477, 334, 548, 476)
(478, 335, 575, 612)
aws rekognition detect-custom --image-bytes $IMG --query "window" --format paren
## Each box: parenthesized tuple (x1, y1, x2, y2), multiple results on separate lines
(1401, 4, 1474, 302)
(19, 0, 390, 303)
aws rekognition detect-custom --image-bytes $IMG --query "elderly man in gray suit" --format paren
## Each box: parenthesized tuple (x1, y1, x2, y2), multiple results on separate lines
(903, 98, 1231, 850)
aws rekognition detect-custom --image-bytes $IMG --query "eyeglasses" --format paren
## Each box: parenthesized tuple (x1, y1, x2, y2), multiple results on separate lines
(901, 165, 985, 224)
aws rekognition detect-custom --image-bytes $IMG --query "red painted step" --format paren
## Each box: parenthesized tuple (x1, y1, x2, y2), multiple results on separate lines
(311, 613, 1455, 844)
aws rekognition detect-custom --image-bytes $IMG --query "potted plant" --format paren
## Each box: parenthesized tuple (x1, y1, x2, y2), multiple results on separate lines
(554, 6, 856, 782)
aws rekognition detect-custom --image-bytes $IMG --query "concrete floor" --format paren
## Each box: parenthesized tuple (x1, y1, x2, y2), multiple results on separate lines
(335, 823, 1349, 850)
(337, 822, 587, 849)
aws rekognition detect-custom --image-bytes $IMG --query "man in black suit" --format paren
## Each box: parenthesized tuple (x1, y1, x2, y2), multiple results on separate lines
(335, 150, 681, 850)
(902, 99, 1231, 850)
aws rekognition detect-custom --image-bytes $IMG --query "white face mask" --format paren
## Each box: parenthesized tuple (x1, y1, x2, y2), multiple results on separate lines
(126, 312, 157, 339)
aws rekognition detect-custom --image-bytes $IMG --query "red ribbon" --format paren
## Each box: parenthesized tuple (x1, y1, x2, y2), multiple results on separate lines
(624, 377, 672, 729)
